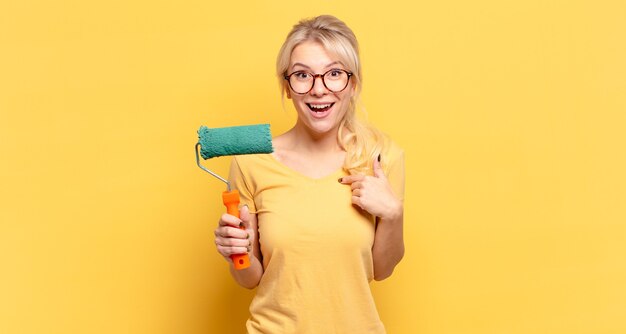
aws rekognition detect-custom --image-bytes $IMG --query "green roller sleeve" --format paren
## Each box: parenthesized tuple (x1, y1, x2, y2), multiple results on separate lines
(197, 124, 273, 159)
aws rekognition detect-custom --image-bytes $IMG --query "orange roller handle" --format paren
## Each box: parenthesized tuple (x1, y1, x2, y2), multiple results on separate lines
(222, 189, 250, 270)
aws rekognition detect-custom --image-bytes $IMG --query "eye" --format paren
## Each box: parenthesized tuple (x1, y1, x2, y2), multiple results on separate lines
(293, 71, 311, 80)
(328, 69, 343, 77)
(324, 69, 346, 82)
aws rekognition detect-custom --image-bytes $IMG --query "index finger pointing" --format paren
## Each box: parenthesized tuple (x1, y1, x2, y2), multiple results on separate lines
(339, 174, 365, 184)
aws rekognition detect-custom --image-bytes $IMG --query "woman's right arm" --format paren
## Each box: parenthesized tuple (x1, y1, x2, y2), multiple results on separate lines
(214, 205, 264, 289)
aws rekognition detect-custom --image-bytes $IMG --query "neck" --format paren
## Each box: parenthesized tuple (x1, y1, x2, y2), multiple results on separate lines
(289, 121, 343, 155)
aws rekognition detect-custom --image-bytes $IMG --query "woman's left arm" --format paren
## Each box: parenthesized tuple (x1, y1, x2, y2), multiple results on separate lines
(340, 155, 405, 280)
(371, 204, 404, 280)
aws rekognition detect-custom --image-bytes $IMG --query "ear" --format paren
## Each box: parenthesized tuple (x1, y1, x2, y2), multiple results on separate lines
(348, 81, 357, 98)
(348, 76, 356, 91)
(283, 83, 292, 99)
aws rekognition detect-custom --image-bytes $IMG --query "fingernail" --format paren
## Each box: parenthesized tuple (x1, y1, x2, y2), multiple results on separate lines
(338, 177, 343, 183)
(377, 154, 381, 162)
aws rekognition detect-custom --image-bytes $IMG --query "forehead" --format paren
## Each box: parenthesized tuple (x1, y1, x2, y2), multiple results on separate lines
(289, 41, 343, 69)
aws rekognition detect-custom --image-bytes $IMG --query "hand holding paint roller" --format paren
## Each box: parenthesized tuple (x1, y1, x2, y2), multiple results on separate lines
(195, 124, 273, 270)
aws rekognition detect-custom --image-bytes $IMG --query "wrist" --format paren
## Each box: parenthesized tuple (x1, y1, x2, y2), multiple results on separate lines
(381, 201, 403, 222)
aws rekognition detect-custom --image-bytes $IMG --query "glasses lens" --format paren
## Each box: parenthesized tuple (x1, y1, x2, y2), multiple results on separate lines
(289, 72, 313, 94)
(323, 70, 349, 92)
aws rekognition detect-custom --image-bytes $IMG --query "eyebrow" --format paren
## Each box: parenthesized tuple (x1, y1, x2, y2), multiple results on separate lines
(291, 61, 343, 70)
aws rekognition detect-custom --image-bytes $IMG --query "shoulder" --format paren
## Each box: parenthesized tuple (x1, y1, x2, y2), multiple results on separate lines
(363, 125, 404, 168)
(382, 138, 404, 168)
(229, 153, 274, 190)
(381, 138, 405, 198)
(385, 139, 404, 158)
(232, 153, 271, 171)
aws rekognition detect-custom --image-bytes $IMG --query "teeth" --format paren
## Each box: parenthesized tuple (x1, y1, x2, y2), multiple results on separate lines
(309, 103, 332, 109)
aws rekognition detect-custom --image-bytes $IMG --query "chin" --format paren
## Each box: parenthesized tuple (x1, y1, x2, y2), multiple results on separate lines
(307, 121, 341, 136)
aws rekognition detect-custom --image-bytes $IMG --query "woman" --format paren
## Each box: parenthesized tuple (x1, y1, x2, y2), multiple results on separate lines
(213, 15, 405, 333)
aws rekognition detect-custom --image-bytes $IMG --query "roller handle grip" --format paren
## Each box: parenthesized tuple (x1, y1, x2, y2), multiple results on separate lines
(222, 190, 250, 270)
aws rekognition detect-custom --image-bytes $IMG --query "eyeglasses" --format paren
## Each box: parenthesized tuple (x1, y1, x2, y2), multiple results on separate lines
(284, 69, 353, 95)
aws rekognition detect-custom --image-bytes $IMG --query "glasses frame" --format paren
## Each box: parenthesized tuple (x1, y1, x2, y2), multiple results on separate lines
(284, 69, 353, 95)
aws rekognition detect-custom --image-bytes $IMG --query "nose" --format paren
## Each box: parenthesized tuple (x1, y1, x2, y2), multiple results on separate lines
(309, 74, 329, 96)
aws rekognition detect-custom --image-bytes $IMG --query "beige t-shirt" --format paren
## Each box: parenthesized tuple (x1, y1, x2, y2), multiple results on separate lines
(229, 143, 404, 334)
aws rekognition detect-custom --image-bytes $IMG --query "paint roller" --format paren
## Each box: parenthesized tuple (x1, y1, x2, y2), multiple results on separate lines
(195, 124, 273, 270)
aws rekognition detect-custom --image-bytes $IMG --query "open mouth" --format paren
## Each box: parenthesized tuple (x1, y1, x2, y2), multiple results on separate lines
(306, 103, 335, 113)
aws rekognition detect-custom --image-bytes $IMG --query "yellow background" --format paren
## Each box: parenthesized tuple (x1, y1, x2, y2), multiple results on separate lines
(1, 0, 625, 333)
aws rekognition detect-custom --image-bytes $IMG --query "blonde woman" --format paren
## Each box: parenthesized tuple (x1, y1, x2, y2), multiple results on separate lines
(213, 15, 405, 333)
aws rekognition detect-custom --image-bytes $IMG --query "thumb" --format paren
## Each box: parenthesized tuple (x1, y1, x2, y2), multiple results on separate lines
(373, 155, 386, 179)
(239, 204, 251, 229)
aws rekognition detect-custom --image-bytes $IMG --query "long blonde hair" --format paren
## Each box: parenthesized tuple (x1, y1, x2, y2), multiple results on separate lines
(276, 15, 389, 175)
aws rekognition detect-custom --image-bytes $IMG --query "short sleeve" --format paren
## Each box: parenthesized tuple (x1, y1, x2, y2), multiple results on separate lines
(385, 148, 405, 203)
(228, 156, 257, 212)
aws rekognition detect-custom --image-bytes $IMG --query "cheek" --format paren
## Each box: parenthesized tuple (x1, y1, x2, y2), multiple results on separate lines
(334, 101, 350, 120)
(292, 98, 307, 112)
(337, 94, 353, 111)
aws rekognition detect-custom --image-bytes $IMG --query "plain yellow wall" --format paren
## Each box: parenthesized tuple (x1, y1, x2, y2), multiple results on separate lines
(1, 1, 625, 333)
